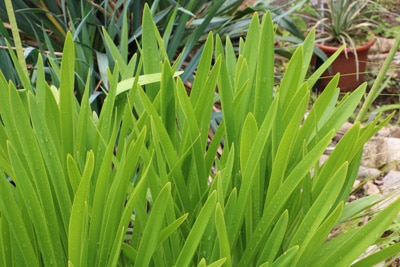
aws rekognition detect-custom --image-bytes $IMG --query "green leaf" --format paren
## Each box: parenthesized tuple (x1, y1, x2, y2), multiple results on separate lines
(307, 46, 344, 89)
(241, 14, 260, 86)
(7, 142, 62, 265)
(59, 32, 76, 158)
(278, 45, 303, 106)
(217, 52, 235, 147)
(254, 11, 274, 124)
(0, 215, 11, 266)
(160, 60, 177, 140)
(240, 113, 258, 174)
(135, 183, 172, 266)
(121, 243, 137, 264)
(300, 29, 315, 81)
(142, 4, 162, 100)
(4, 0, 29, 83)
(288, 163, 348, 248)
(257, 210, 289, 265)
(158, 213, 188, 245)
(68, 151, 94, 266)
(116, 71, 183, 96)
(203, 258, 227, 267)
(215, 203, 231, 266)
(87, 120, 119, 264)
(0, 171, 38, 265)
(175, 192, 217, 266)
(190, 32, 214, 105)
(75, 74, 95, 167)
(351, 242, 400, 267)
(271, 246, 299, 267)
(97, 127, 146, 265)
(313, 197, 400, 266)
(266, 84, 309, 204)
(28, 91, 72, 232)
(338, 194, 380, 224)
(295, 202, 344, 266)
(239, 130, 334, 265)
(229, 96, 279, 247)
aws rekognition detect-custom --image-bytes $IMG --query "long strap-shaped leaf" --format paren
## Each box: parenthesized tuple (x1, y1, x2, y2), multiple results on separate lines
(4, 0, 29, 83)
(312, 196, 400, 266)
(0, 171, 39, 266)
(239, 130, 334, 266)
(68, 151, 95, 267)
(175, 191, 217, 266)
(134, 183, 172, 266)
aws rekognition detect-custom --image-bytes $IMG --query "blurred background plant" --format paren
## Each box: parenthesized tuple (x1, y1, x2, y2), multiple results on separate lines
(0, 0, 305, 110)
(372, 0, 400, 39)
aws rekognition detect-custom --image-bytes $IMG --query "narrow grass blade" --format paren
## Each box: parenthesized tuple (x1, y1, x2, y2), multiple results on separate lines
(313, 197, 400, 266)
(0, 172, 38, 265)
(135, 183, 172, 266)
(215, 203, 232, 265)
(4, 0, 29, 80)
(116, 71, 183, 96)
(351, 242, 400, 267)
(175, 192, 217, 266)
(68, 151, 94, 266)
(257, 210, 289, 265)
(59, 32, 76, 158)
(254, 11, 274, 124)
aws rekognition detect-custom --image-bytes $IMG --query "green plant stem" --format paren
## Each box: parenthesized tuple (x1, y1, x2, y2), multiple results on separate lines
(355, 33, 400, 122)
(4, 0, 29, 80)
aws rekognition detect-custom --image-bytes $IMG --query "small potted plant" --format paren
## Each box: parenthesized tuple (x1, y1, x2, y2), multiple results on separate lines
(307, 0, 378, 92)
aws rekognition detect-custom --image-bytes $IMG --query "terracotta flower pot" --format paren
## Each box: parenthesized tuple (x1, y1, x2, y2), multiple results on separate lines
(315, 39, 375, 92)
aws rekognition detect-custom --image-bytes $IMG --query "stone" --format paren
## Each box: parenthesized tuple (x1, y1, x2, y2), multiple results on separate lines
(377, 127, 391, 137)
(382, 170, 400, 194)
(362, 136, 388, 168)
(370, 37, 396, 54)
(319, 154, 329, 166)
(386, 138, 400, 167)
(389, 126, 400, 138)
(365, 181, 380, 195)
(333, 122, 353, 143)
(352, 179, 361, 191)
(358, 166, 381, 180)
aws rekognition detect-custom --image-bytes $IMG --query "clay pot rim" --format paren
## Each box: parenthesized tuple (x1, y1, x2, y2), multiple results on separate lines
(315, 38, 375, 54)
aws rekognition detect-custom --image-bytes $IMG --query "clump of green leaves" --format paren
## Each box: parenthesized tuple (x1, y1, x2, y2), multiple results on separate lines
(0, 5, 399, 266)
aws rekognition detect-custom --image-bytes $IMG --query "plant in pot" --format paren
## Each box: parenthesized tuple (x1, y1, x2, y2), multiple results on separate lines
(306, 0, 378, 92)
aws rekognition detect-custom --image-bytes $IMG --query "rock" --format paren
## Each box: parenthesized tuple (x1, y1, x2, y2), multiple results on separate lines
(370, 37, 396, 54)
(365, 181, 380, 195)
(362, 136, 388, 168)
(333, 122, 353, 143)
(357, 166, 381, 179)
(377, 127, 391, 137)
(382, 170, 400, 194)
(377, 126, 400, 138)
(386, 138, 400, 168)
(319, 154, 329, 166)
(389, 126, 400, 138)
(339, 122, 353, 133)
(353, 179, 361, 191)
